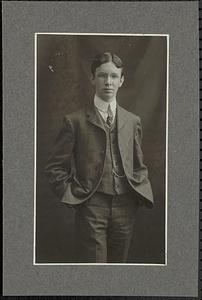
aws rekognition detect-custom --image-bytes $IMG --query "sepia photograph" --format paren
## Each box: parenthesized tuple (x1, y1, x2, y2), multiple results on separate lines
(3, 1, 199, 296)
(34, 33, 168, 264)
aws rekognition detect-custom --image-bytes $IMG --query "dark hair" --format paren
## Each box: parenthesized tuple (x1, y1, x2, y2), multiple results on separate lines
(91, 52, 124, 77)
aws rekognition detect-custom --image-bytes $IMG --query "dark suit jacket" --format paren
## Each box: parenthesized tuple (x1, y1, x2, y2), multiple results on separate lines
(45, 103, 154, 208)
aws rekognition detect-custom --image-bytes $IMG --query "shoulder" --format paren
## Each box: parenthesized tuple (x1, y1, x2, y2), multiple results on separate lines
(59, 108, 86, 132)
(118, 105, 141, 124)
(63, 107, 86, 123)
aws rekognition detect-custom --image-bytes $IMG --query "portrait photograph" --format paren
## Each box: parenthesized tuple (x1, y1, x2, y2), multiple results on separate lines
(3, 1, 199, 297)
(34, 33, 168, 265)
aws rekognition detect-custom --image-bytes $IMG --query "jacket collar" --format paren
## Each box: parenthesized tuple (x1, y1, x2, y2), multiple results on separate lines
(85, 101, 128, 131)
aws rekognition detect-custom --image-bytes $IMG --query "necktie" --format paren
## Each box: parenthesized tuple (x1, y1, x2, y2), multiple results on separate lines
(106, 104, 113, 127)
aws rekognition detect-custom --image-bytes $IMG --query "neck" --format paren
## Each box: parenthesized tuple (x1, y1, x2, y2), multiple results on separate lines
(95, 94, 116, 103)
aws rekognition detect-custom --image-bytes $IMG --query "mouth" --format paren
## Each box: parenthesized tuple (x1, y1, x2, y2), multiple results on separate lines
(103, 89, 114, 92)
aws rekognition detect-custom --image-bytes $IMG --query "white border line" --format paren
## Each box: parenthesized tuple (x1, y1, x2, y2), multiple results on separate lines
(33, 32, 169, 266)
(33, 33, 37, 265)
(34, 263, 166, 266)
(165, 35, 169, 267)
(34, 33, 169, 36)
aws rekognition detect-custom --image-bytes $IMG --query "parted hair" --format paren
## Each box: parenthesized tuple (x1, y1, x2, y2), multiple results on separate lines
(91, 52, 124, 77)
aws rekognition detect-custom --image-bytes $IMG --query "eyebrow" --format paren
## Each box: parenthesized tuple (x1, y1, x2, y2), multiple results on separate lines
(97, 72, 119, 75)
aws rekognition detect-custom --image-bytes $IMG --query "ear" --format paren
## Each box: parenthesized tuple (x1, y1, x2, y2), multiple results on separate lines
(119, 75, 124, 87)
(91, 75, 95, 86)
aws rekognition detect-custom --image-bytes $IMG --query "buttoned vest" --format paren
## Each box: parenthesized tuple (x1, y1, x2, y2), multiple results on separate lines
(97, 111, 131, 195)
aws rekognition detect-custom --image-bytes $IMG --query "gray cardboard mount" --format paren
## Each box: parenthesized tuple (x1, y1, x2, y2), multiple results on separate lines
(3, 1, 199, 297)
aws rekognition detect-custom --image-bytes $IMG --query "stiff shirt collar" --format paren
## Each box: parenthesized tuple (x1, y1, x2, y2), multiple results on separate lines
(94, 94, 117, 116)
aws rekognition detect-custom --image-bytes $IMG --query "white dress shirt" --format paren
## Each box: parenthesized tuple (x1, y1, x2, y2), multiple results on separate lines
(94, 94, 116, 123)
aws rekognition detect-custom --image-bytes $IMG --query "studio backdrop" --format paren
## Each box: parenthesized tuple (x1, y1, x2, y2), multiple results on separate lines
(35, 34, 167, 264)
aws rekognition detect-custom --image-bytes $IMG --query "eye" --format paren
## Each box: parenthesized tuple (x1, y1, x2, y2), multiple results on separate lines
(111, 74, 119, 79)
(98, 73, 106, 78)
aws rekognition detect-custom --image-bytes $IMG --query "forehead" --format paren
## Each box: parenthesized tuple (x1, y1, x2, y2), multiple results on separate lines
(95, 62, 122, 74)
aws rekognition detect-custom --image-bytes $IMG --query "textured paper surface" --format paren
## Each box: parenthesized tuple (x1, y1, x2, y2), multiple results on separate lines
(3, 1, 199, 296)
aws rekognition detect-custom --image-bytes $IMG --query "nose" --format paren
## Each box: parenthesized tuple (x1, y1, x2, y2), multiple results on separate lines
(105, 75, 112, 86)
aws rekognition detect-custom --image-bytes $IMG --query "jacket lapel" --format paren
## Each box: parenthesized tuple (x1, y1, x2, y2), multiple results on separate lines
(117, 104, 128, 131)
(117, 105, 131, 156)
(85, 102, 105, 131)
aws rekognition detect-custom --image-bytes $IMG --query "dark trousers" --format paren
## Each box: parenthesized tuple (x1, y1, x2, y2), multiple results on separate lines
(74, 191, 139, 263)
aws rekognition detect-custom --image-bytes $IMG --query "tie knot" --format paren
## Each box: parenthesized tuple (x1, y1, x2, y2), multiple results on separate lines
(106, 104, 113, 127)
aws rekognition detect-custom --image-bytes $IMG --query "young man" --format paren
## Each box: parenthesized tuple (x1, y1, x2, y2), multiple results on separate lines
(45, 52, 153, 263)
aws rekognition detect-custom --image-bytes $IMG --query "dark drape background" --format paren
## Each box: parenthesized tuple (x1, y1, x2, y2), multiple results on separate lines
(36, 34, 167, 263)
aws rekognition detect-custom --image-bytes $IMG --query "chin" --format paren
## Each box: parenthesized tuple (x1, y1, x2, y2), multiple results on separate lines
(101, 96, 114, 102)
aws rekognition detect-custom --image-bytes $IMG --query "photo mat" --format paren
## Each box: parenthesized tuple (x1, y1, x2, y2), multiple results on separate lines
(3, 1, 198, 296)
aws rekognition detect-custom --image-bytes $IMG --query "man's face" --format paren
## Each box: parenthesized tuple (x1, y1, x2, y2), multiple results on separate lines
(91, 62, 124, 102)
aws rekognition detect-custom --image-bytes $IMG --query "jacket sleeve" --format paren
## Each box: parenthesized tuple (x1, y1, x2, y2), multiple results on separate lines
(133, 116, 149, 181)
(44, 116, 75, 198)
